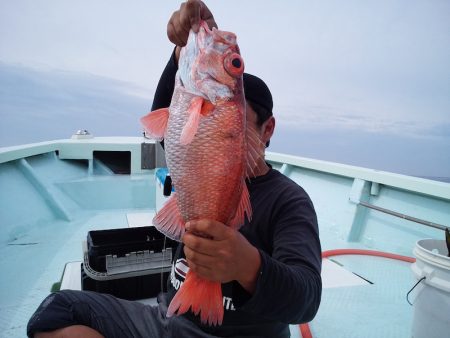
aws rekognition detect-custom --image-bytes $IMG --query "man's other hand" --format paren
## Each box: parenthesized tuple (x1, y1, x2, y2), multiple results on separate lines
(182, 219, 261, 294)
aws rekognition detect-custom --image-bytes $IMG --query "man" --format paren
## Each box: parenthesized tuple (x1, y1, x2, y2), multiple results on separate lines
(27, 1, 321, 337)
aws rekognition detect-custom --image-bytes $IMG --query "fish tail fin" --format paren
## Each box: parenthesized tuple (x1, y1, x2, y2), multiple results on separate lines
(152, 193, 185, 241)
(167, 271, 224, 326)
(229, 182, 252, 229)
(180, 97, 204, 145)
(140, 107, 170, 140)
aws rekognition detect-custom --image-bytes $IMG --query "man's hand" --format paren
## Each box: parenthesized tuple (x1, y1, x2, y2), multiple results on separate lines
(167, 0, 217, 47)
(167, 0, 217, 63)
(182, 219, 261, 294)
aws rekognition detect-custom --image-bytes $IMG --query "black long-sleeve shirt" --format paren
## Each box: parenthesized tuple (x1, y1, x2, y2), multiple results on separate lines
(154, 51, 322, 337)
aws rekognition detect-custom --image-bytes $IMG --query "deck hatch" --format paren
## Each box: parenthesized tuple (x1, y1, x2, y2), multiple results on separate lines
(93, 151, 131, 174)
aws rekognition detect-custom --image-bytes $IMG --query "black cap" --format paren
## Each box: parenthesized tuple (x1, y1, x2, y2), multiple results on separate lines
(243, 73, 273, 124)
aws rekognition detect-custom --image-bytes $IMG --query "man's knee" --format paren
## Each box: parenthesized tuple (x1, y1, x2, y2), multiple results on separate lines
(33, 325, 104, 338)
(27, 290, 91, 337)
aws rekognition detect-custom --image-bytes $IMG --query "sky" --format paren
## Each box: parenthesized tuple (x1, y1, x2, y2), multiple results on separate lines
(0, 0, 449, 179)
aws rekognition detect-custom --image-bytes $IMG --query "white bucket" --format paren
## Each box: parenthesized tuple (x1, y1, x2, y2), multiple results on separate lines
(411, 239, 450, 338)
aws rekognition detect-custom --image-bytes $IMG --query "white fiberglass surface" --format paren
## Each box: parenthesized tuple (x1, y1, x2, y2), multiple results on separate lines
(1, 211, 422, 338)
(0, 153, 156, 336)
(0, 209, 155, 337)
(0, 152, 446, 337)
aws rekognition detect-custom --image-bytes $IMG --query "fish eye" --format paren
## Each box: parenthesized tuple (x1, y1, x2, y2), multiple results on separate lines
(224, 53, 244, 77)
(231, 58, 241, 69)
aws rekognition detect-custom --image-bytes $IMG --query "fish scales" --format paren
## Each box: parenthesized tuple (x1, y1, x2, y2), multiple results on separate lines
(166, 91, 245, 224)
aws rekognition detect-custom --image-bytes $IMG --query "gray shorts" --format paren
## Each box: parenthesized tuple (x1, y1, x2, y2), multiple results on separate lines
(27, 290, 216, 338)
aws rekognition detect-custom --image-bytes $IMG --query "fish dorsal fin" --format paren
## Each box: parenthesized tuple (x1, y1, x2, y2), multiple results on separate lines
(246, 126, 265, 178)
(140, 107, 170, 141)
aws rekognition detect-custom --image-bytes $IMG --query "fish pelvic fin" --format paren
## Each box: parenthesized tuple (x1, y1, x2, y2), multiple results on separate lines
(167, 270, 224, 326)
(229, 182, 252, 229)
(140, 107, 169, 141)
(152, 193, 185, 241)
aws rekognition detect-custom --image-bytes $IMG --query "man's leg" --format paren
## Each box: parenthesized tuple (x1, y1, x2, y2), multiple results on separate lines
(27, 290, 165, 338)
(34, 325, 104, 338)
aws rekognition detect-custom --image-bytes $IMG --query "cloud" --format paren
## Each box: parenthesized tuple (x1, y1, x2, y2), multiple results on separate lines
(275, 103, 448, 138)
(0, 62, 153, 147)
(272, 66, 450, 137)
(270, 124, 450, 178)
(0, 0, 174, 89)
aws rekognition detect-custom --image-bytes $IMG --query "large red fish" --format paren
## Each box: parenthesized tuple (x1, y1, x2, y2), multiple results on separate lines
(141, 21, 255, 326)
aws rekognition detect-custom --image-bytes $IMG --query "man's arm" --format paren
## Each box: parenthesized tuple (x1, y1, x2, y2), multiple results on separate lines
(182, 193, 322, 324)
(182, 215, 317, 326)
(238, 193, 322, 324)
(151, 50, 178, 111)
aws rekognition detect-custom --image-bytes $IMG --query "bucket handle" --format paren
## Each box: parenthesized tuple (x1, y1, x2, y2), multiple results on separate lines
(406, 277, 426, 306)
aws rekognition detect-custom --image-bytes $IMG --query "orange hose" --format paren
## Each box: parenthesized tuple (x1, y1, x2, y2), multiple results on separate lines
(322, 249, 416, 263)
(299, 323, 313, 338)
(298, 249, 415, 337)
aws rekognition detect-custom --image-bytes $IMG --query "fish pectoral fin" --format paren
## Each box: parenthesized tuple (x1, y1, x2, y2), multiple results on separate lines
(229, 182, 252, 229)
(140, 107, 169, 140)
(180, 97, 204, 145)
(152, 193, 185, 241)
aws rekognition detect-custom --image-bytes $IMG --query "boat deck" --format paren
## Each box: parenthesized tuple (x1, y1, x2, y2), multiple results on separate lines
(1, 138, 448, 337)
(0, 207, 420, 338)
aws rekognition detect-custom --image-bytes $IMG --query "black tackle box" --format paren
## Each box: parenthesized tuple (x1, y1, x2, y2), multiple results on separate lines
(81, 226, 178, 300)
